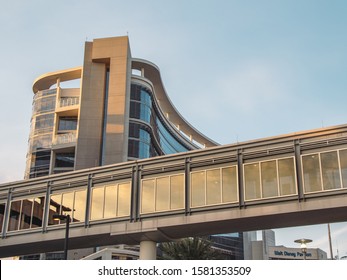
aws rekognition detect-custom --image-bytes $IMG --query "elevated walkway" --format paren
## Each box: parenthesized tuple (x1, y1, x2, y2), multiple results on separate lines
(1, 124, 347, 258)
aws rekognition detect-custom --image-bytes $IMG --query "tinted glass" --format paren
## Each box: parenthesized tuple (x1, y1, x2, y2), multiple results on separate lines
(170, 174, 184, 209)
(61, 192, 74, 217)
(321, 151, 341, 190)
(302, 154, 322, 193)
(261, 161, 278, 198)
(222, 167, 238, 203)
(90, 187, 104, 220)
(20, 199, 33, 230)
(73, 190, 86, 222)
(58, 117, 78, 131)
(156, 177, 170, 211)
(8, 200, 21, 231)
(104, 185, 117, 218)
(141, 179, 155, 213)
(244, 163, 261, 200)
(340, 149, 347, 188)
(278, 158, 296, 195)
(191, 171, 205, 207)
(117, 183, 131, 216)
(55, 153, 75, 168)
(31, 197, 45, 228)
(49, 194, 62, 225)
(206, 169, 221, 205)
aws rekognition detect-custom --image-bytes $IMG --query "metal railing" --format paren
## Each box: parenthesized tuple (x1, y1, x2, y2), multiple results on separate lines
(52, 132, 77, 146)
(58, 97, 79, 108)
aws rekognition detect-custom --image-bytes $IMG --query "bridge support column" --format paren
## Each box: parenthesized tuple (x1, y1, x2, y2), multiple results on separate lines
(139, 241, 157, 260)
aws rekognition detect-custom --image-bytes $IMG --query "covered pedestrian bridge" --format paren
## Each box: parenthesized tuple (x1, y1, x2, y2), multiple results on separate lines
(1, 124, 347, 258)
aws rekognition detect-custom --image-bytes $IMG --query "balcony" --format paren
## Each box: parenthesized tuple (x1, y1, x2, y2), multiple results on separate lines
(58, 97, 79, 108)
(52, 132, 77, 148)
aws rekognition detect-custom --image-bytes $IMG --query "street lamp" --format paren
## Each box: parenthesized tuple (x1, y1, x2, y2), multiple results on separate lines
(53, 214, 70, 260)
(294, 238, 312, 260)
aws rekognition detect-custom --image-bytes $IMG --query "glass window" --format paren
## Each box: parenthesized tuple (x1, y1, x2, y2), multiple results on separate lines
(61, 192, 74, 216)
(156, 177, 170, 211)
(55, 153, 75, 168)
(31, 197, 45, 228)
(140, 175, 184, 213)
(261, 161, 278, 198)
(302, 154, 322, 193)
(0, 202, 5, 233)
(8, 200, 21, 231)
(35, 114, 54, 133)
(170, 175, 184, 209)
(49, 194, 62, 225)
(244, 163, 261, 200)
(8, 197, 45, 231)
(33, 95, 56, 114)
(73, 190, 86, 222)
(58, 117, 78, 131)
(191, 167, 238, 207)
(20, 199, 33, 230)
(90, 182, 131, 220)
(321, 151, 341, 190)
(222, 167, 238, 203)
(191, 171, 205, 207)
(340, 149, 347, 188)
(117, 183, 131, 216)
(141, 179, 155, 213)
(206, 169, 221, 205)
(278, 158, 296, 196)
(90, 187, 104, 220)
(104, 185, 117, 219)
(48, 189, 86, 225)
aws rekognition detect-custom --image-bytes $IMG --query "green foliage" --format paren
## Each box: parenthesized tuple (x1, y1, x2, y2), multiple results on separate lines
(159, 237, 224, 260)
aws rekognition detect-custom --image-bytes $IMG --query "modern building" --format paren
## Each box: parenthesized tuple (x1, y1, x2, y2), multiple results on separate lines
(25, 36, 217, 179)
(2, 35, 346, 260)
(209, 232, 257, 260)
(22, 35, 255, 259)
(251, 230, 327, 260)
(267, 245, 327, 260)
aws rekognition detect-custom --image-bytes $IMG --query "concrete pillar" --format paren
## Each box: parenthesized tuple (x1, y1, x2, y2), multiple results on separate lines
(139, 241, 157, 260)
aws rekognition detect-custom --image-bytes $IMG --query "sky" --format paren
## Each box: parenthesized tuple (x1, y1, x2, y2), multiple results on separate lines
(0, 0, 347, 258)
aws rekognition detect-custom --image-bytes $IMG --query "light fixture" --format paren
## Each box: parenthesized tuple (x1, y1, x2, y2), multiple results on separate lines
(294, 238, 312, 260)
(53, 214, 70, 260)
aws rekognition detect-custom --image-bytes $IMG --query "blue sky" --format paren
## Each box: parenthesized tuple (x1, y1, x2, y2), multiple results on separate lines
(0, 0, 347, 258)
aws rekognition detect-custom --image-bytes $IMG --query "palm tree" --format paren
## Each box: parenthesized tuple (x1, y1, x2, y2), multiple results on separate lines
(159, 237, 224, 260)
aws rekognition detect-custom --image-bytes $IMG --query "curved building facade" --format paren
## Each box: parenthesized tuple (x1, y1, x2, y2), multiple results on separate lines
(26, 36, 217, 178)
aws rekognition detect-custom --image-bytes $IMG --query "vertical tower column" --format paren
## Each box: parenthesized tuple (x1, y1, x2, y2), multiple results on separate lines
(139, 241, 157, 260)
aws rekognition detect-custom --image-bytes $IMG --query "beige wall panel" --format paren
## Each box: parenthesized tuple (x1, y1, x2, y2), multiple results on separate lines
(75, 42, 106, 169)
(75, 37, 131, 168)
(100, 39, 131, 165)
(92, 36, 129, 61)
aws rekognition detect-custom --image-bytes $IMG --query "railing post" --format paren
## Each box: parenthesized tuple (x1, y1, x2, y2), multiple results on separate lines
(237, 149, 245, 208)
(1, 189, 12, 239)
(294, 140, 304, 201)
(185, 157, 191, 215)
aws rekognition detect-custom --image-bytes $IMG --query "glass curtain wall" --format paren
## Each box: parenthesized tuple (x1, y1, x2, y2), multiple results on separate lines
(26, 89, 57, 178)
(48, 189, 87, 225)
(128, 84, 191, 159)
(302, 149, 347, 193)
(7, 197, 45, 231)
(90, 182, 131, 220)
(141, 174, 184, 214)
(191, 166, 238, 207)
(244, 157, 297, 201)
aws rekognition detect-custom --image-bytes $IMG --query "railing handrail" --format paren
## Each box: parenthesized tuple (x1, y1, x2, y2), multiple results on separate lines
(53, 132, 77, 145)
(58, 97, 79, 108)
